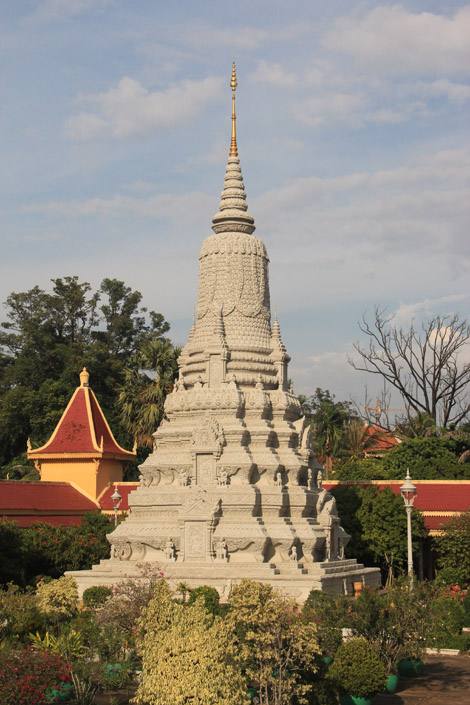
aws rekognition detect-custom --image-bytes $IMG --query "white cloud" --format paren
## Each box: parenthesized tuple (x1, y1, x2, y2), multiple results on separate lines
(250, 60, 299, 88)
(293, 92, 365, 128)
(323, 5, 470, 76)
(65, 76, 224, 140)
(23, 190, 215, 228)
(30, 0, 113, 22)
(424, 79, 470, 103)
(21, 232, 64, 243)
(393, 296, 468, 326)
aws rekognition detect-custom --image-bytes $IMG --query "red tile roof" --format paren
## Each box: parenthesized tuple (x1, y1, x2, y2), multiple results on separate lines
(324, 480, 470, 532)
(98, 482, 139, 511)
(0, 481, 100, 528)
(8, 515, 87, 528)
(363, 425, 400, 452)
(0, 481, 98, 511)
(28, 371, 135, 459)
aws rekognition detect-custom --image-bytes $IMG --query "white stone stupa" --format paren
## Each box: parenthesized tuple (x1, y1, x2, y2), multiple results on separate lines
(72, 64, 380, 600)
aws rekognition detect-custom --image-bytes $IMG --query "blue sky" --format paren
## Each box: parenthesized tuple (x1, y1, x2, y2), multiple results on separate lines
(1, 1, 469, 411)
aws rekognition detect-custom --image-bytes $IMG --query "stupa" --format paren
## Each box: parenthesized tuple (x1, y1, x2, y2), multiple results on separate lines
(71, 64, 380, 599)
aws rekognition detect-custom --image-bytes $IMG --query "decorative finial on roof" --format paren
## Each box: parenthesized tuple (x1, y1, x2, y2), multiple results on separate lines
(230, 60, 238, 157)
(80, 367, 90, 387)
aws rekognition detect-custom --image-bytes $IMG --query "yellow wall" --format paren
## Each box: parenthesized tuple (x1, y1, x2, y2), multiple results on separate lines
(37, 457, 123, 500)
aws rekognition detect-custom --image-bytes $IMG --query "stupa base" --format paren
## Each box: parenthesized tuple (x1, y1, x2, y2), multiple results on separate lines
(68, 557, 380, 603)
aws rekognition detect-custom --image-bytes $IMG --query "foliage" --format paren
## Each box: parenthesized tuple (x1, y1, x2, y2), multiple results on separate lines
(427, 595, 465, 649)
(0, 647, 71, 705)
(302, 590, 343, 657)
(350, 308, 470, 427)
(187, 585, 221, 615)
(357, 486, 426, 583)
(92, 564, 164, 654)
(118, 338, 180, 448)
(382, 437, 470, 479)
(21, 515, 112, 582)
(36, 576, 78, 621)
(345, 583, 433, 674)
(308, 389, 352, 478)
(0, 583, 46, 644)
(0, 276, 172, 466)
(333, 457, 386, 481)
(434, 510, 470, 586)
(328, 486, 374, 565)
(82, 585, 112, 609)
(327, 638, 387, 698)
(226, 579, 321, 705)
(134, 580, 248, 705)
(29, 628, 84, 660)
(0, 518, 30, 586)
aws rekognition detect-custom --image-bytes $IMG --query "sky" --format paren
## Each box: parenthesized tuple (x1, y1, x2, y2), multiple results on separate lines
(1, 1, 469, 414)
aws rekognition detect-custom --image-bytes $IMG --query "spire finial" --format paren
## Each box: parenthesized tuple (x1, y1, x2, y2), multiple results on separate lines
(230, 60, 238, 157)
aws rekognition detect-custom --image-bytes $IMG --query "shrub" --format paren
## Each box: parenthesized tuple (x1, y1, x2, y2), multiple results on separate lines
(134, 581, 248, 705)
(36, 576, 78, 621)
(303, 590, 343, 657)
(226, 580, 321, 704)
(0, 583, 46, 643)
(0, 647, 71, 705)
(463, 592, 470, 627)
(328, 638, 387, 698)
(427, 595, 465, 648)
(187, 585, 220, 615)
(82, 585, 112, 609)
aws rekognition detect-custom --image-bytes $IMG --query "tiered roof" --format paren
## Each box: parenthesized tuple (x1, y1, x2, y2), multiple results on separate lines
(28, 368, 135, 460)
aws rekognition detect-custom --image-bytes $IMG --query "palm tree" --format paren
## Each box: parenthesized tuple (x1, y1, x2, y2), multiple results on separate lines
(118, 339, 181, 449)
(313, 400, 348, 479)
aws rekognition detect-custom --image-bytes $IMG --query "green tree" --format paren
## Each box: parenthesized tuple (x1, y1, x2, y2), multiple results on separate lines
(0, 277, 171, 467)
(434, 510, 470, 586)
(309, 389, 352, 478)
(382, 437, 470, 479)
(226, 579, 321, 705)
(118, 338, 180, 449)
(357, 486, 426, 585)
(135, 581, 248, 705)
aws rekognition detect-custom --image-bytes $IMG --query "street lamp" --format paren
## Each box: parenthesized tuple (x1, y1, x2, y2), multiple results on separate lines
(400, 468, 417, 588)
(111, 484, 122, 526)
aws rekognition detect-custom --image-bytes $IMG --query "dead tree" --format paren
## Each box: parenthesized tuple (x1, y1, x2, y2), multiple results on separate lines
(349, 308, 470, 428)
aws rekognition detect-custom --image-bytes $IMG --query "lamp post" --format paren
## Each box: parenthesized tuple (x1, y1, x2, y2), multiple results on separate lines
(111, 484, 122, 526)
(400, 469, 417, 588)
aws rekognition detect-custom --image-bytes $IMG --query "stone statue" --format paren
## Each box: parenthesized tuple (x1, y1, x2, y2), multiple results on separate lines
(307, 467, 314, 490)
(165, 538, 176, 561)
(338, 537, 345, 560)
(217, 467, 228, 486)
(316, 469, 323, 489)
(290, 545, 298, 562)
(275, 470, 283, 487)
(216, 538, 228, 561)
(179, 468, 188, 487)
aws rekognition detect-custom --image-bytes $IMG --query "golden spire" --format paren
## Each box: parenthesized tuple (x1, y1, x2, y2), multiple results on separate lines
(230, 60, 238, 157)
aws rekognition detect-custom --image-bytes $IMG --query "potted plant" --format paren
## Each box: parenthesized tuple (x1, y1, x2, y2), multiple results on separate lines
(328, 637, 387, 705)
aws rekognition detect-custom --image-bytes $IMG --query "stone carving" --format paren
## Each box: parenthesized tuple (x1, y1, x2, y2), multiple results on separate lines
(217, 467, 228, 486)
(165, 538, 176, 561)
(191, 415, 225, 458)
(215, 538, 228, 561)
(290, 545, 298, 562)
(316, 469, 323, 489)
(111, 540, 132, 561)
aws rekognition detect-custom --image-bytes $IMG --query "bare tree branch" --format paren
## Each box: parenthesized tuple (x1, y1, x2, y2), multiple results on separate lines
(348, 308, 470, 428)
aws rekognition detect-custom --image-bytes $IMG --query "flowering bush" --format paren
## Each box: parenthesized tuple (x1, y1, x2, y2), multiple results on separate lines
(0, 648, 71, 705)
(442, 583, 468, 603)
